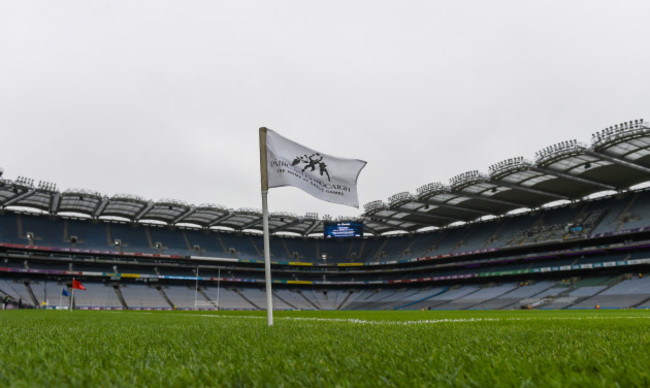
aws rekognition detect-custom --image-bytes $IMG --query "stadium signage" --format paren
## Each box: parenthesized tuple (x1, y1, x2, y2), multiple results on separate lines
(324, 221, 363, 238)
(3, 257, 650, 286)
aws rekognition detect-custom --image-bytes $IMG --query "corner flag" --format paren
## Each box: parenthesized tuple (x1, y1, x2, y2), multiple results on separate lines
(62, 288, 70, 297)
(72, 279, 86, 290)
(259, 127, 366, 327)
(263, 128, 366, 208)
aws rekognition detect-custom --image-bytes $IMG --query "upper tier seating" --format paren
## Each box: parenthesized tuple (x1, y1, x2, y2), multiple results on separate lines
(2, 190, 650, 264)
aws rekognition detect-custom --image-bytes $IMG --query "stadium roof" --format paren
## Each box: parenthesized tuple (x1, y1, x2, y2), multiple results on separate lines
(1, 118, 649, 236)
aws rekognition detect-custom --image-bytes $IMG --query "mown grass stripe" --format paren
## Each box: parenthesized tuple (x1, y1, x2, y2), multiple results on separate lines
(1, 309, 648, 387)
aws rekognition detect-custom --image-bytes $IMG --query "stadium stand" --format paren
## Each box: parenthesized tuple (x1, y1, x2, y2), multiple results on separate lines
(569, 274, 650, 309)
(66, 218, 109, 249)
(273, 289, 316, 310)
(72, 282, 123, 309)
(2, 119, 650, 310)
(29, 279, 72, 309)
(438, 284, 520, 310)
(0, 189, 647, 264)
(477, 280, 556, 310)
(343, 289, 399, 310)
(0, 278, 30, 302)
(119, 284, 170, 310)
(235, 288, 295, 310)
(424, 285, 482, 310)
(163, 285, 202, 309)
(200, 286, 255, 310)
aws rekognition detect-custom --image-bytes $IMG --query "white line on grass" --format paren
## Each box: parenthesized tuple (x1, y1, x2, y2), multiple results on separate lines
(190, 314, 650, 325)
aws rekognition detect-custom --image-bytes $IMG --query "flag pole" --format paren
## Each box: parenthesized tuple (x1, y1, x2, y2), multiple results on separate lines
(259, 127, 274, 326)
(70, 279, 74, 312)
(216, 268, 221, 310)
(194, 266, 199, 310)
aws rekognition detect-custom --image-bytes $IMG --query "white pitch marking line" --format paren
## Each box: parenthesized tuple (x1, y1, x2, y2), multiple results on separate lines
(190, 314, 650, 325)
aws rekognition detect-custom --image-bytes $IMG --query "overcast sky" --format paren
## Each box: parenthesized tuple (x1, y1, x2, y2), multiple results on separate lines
(1, 1, 649, 219)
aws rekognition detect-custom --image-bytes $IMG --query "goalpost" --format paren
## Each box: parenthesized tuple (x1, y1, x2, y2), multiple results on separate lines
(193, 267, 221, 310)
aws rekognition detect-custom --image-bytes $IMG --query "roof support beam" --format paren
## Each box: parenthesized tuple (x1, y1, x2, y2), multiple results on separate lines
(3, 190, 34, 207)
(172, 207, 197, 224)
(491, 181, 569, 201)
(362, 224, 380, 236)
(272, 219, 304, 234)
(391, 208, 462, 223)
(304, 220, 321, 236)
(49, 192, 61, 214)
(134, 202, 155, 221)
(207, 213, 235, 228)
(418, 198, 490, 216)
(240, 217, 263, 231)
(531, 167, 615, 191)
(93, 197, 109, 218)
(585, 150, 650, 175)
(451, 192, 528, 209)
(364, 215, 426, 231)
(93, 197, 108, 218)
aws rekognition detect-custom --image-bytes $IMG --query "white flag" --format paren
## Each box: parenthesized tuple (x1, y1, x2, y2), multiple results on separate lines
(264, 128, 366, 208)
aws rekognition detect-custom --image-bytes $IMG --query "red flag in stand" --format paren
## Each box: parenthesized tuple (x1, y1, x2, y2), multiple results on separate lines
(72, 279, 86, 290)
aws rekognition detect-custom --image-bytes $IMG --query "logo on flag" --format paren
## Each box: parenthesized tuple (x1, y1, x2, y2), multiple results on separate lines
(291, 153, 330, 181)
(263, 129, 366, 208)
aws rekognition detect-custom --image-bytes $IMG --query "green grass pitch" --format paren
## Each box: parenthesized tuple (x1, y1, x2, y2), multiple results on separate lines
(1, 309, 649, 387)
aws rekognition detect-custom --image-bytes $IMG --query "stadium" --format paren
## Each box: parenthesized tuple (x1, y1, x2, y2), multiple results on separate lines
(4, 2, 650, 386)
(2, 118, 650, 312)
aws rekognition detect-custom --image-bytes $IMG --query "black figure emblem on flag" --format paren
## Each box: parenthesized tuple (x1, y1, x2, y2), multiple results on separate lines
(291, 153, 331, 182)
